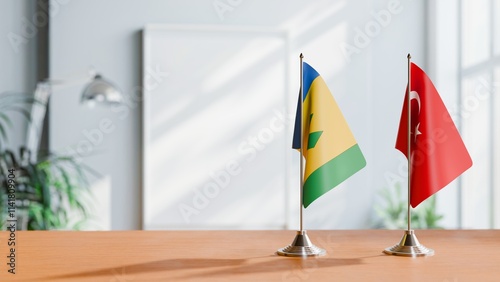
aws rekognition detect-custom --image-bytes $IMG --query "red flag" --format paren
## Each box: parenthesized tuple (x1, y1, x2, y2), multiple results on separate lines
(395, 62, 472, 208)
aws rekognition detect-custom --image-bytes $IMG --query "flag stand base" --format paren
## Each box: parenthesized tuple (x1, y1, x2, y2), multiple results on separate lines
(277, 230, 326, 257)
(383, 230, 434, 257)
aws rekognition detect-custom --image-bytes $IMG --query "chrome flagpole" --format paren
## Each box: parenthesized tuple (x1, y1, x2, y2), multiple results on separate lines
(277, 53, 325, 257)
(383, 54, 434, 257)
(300, 52, 304, 233)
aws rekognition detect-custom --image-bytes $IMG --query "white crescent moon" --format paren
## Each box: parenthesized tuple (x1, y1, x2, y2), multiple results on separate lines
(410, 91, 421, 113)
(409, 90, 422, 139)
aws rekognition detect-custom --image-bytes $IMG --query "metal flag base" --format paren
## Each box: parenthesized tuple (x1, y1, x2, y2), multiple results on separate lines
(277, 230, 326, 257)
(383, 230, 434, 257)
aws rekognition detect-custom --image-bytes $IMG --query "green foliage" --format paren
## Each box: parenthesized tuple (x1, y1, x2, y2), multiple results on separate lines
(0, 148, 96, 230)
(373, 182, 444, 229)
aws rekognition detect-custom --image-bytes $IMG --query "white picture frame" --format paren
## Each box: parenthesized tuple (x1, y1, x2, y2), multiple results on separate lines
(142, 24, 292, 230)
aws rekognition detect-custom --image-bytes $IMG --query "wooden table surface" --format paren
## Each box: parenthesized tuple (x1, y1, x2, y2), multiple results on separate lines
(0, 230, 499, 281)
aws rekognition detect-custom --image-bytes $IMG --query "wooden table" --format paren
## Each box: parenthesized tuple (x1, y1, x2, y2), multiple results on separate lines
(0, 230, 499, 281)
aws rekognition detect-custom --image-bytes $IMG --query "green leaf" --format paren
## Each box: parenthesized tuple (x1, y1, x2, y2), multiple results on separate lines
(1, 145, 95, 230)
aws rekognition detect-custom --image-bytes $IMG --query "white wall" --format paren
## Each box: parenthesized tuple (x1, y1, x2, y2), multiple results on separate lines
(0, 0, 38, 150)
(49, 0, 426, 230)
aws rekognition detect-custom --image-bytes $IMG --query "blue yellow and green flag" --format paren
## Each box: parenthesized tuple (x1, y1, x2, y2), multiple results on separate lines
(292, 62, 366, 208)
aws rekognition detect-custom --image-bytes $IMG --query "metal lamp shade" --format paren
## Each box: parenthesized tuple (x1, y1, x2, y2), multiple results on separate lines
(81, 74, 122, 106)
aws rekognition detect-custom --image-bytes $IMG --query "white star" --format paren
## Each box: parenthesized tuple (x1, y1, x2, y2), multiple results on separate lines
(414, 123, 422, 141)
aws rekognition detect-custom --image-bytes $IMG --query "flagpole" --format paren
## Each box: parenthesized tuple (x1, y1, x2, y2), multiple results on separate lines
(383, 53, 434, 257)
(299, 53, 304, 232)
(277, 53, 325, 257)
(407, 53, 412, 232)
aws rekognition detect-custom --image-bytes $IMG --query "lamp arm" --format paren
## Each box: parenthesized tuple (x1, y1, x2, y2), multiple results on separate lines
(45, 68, 96, 90)
(25, 68, 121, 160)
(25, 82, 51, 162)
(25, 67, 96, 160)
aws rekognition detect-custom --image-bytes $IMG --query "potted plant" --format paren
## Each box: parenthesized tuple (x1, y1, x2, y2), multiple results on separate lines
(0, 92, 95, 230)
(373, 181, 444, 229)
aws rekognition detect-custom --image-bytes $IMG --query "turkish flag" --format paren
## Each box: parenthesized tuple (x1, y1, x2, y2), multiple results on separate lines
(395, 63, 472, 208)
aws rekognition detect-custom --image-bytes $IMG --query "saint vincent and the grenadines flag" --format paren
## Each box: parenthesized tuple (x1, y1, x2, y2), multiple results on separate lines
(293, 62, 366, 208)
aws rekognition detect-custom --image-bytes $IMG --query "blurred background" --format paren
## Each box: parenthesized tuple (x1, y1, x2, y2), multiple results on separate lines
(0, 0, 498, 230)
